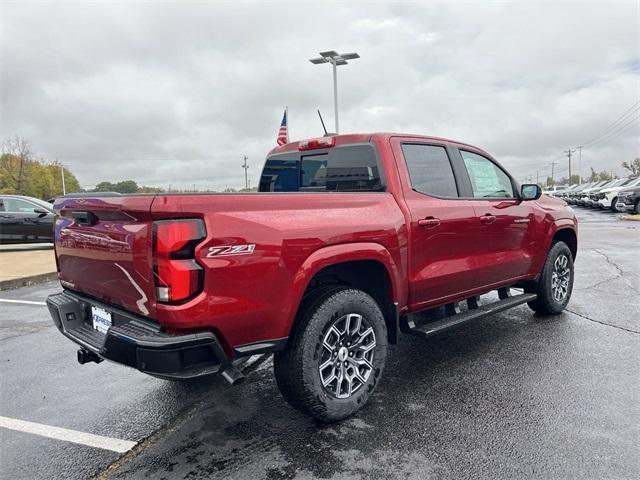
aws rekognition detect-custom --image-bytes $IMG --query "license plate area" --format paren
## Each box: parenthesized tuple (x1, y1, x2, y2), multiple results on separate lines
(91, 306, 112, 334)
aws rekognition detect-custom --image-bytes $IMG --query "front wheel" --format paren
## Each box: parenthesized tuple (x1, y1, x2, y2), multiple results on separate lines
(527, 241, 574, 315)
(274, 287, 387, 422)
(610, 197, 618, 211)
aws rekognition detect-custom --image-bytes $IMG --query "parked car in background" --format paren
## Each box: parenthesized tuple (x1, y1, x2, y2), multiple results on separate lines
(566, 182, 596, 204)
(0, 195, 55, 244)
(47, 191, 122, 203)
(595, 177, 640, 210)
(584, 179, 625, 207)
(616, 186, 640, 214)
(554, 184, 580, 200)
(543, 185, 569, 196)
(575, 181, 609, 206)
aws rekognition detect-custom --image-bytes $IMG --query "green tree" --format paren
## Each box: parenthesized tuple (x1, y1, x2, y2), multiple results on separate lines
(114, 180, 138, 193)
(558, 174, 581, 185)
(94, 181, 115, 192)
(138, 186, 163, 193)
(622, 158, 640, 176)
(1, 137, 82, 199)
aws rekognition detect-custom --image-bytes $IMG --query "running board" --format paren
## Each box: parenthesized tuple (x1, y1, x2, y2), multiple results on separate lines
(404, 292, 537, 338)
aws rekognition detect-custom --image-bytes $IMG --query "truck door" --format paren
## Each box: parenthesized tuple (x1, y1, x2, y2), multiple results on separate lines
(456, 148, 535, 284)
(390, 139, 482, 310)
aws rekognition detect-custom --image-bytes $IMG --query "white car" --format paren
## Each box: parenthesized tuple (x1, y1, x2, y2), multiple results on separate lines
(595, 177, 640, 210)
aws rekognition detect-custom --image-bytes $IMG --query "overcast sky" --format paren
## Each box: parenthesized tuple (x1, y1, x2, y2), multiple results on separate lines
(1, 0, 639, 190)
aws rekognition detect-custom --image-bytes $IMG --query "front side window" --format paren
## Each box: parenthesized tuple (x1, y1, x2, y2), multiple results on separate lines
(259, 144, 382, 192)
(460, 150, 514, 198)
(401, 144, 458, 197)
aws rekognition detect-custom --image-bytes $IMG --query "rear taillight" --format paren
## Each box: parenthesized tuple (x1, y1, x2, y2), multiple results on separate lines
(153, 219, 206, 303)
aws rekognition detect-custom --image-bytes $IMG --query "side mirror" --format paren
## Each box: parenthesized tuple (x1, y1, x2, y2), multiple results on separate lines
(521, 184, 542, 201)
(33, 208, 50, 216)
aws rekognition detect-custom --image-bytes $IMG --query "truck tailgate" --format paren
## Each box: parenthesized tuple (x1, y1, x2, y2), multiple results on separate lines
(54, 195, 157, 318)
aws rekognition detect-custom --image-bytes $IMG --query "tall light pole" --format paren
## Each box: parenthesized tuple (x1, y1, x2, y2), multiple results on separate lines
(309, 50, 360, 134)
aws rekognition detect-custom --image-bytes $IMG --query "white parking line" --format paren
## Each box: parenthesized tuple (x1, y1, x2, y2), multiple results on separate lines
(0, 416, 136, 453)
(0, 299, 47, 306)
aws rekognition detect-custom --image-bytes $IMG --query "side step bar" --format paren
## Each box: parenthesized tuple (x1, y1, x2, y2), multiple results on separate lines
(404, 292, 537, 338)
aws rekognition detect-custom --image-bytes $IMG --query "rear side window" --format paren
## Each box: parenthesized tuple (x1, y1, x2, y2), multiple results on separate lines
(460, 150, 515, 198)
(401, 144, 459, 197)
(259, 144, 382, 192)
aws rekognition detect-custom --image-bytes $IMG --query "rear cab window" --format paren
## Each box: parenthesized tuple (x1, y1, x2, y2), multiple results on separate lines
(259, 144, 383, 192)
(401, 144, 459, 197)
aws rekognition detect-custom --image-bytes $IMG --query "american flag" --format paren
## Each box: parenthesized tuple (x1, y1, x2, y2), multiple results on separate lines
(276, 108, 288, 145)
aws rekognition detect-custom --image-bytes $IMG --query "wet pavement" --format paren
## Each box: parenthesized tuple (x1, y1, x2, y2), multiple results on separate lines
(0, 208, 638, 479)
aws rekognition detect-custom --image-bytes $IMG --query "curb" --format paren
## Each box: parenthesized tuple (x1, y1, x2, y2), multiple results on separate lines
(0, 272, 58, 291)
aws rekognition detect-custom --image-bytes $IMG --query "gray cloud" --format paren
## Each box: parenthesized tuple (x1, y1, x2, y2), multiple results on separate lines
(1, 0, 638, 190)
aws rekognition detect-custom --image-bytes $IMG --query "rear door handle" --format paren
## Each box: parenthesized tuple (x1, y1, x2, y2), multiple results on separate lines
(479, 214, 496, 224)
(418, 217, 441, 228)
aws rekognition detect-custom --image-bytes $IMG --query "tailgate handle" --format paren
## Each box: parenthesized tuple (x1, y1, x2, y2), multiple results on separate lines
(72, 211, 98, 226)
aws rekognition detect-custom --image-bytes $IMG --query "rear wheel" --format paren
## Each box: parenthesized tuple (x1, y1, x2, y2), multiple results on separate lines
(527, 241, 574, 315)
(635, 199, 640, 214)
(274, 287, 387, 422)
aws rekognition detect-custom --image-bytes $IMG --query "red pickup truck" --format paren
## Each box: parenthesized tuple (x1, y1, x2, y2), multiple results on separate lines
(47, 133, 577, 422)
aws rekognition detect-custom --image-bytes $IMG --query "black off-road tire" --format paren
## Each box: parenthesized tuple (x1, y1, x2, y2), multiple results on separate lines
(635, 199, 640, 215)
(527, 241, 574, 315)
(274, 287, 387, 423)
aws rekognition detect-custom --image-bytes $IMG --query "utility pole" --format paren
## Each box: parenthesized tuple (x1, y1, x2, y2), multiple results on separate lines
(60, 163, 66, 195)
(242, 156, 249, 190)
(564, 148, 576, 185)
(550, 160, 557, 186)
(536, 170, 539, 185)
(576, 146, 583, 184)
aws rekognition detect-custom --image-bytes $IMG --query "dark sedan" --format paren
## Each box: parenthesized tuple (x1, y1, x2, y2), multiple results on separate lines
(0, 195, 55, 244)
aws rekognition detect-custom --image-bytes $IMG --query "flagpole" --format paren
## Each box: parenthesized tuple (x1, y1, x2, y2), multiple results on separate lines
(286, 106, 289, 141)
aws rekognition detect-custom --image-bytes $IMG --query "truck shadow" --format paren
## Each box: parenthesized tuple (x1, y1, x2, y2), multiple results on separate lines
(111, 306, 578, 480)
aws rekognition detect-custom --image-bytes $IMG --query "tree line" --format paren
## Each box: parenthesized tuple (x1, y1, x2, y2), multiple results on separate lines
(1, 136, 81, 199)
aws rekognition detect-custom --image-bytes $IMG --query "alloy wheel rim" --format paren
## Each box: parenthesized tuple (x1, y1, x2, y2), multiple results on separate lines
(551, 254, 570, 302)
(318, 313, 376, 399)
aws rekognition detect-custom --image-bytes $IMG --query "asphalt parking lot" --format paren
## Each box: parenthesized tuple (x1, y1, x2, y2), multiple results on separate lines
(1, 209, 638, 480)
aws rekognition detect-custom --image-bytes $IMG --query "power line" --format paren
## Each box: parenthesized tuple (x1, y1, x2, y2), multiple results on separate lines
(583, 114, 639, 149)
(582, 100, 640, 147)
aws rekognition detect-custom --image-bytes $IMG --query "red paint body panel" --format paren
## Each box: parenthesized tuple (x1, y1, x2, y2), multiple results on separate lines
(52, 133, 577, 354)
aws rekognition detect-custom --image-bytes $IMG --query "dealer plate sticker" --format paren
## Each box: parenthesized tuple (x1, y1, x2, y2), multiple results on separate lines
(91, 306, 112, 334)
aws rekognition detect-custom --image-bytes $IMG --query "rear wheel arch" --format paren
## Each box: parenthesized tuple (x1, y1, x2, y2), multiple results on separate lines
(288, 257, 399, 347)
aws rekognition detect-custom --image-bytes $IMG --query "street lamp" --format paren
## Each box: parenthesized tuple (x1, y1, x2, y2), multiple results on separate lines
(309, 50, 360, 134)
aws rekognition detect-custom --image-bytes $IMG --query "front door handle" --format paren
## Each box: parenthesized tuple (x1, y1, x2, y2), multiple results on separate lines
(418, 217, 441, 228)
(479, 214, 496, 224)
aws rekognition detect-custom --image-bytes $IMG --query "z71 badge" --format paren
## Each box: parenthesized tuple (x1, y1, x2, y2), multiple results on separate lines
(205, 244, 255, 258)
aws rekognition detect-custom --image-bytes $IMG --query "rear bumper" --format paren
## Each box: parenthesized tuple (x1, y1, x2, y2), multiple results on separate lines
(46, 290, 243, 383)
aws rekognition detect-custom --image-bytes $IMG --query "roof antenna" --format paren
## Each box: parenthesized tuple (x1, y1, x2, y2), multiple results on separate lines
(317, 109, 329, 136)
